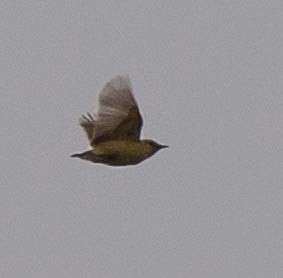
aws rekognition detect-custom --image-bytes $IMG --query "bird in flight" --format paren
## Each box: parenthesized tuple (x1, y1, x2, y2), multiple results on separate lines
(71, 75, 168, 166)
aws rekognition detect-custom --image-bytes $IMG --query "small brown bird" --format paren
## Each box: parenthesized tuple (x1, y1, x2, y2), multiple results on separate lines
(71, 75, 168, 166)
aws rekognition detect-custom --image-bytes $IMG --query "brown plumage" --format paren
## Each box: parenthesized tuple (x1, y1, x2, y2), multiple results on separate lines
(71, 75, 168, 166)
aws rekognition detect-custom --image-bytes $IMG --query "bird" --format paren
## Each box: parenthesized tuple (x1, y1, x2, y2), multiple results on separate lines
(71, 75, 168, 166)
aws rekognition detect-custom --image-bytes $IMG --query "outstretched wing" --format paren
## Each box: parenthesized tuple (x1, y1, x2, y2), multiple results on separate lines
(79, 75, 143, 146)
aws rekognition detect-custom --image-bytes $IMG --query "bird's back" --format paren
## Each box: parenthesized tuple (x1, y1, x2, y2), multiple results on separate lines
(92, 140, 153, 166)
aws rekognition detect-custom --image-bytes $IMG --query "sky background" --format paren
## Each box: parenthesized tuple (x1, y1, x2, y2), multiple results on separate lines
(1, 1, 283, 277)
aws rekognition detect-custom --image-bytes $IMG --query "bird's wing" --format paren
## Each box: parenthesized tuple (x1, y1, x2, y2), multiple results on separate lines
(79, 75, 143, 146)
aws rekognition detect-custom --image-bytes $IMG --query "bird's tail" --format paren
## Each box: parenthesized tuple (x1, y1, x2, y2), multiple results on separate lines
(70, 153, 82, 158)
(70, 150, 94, 161)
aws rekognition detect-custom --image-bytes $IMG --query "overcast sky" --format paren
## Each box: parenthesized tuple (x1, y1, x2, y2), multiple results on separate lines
(1, 1, 283, 277)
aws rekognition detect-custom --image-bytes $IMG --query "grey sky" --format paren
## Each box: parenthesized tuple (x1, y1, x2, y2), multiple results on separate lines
(1, 1, 283, 277)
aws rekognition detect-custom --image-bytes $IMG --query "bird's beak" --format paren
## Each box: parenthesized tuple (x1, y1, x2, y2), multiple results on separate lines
(159, 144, 169, 149)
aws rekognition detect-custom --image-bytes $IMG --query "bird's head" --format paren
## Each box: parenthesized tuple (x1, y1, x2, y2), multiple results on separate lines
(141, 139, 168, 155)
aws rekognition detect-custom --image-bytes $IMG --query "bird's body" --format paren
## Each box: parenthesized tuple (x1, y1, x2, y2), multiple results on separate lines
(71, 75, 167, 166)
(71, 139, 163, 166)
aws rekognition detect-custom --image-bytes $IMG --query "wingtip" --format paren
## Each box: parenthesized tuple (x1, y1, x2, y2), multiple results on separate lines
(106, 75, 132, 91)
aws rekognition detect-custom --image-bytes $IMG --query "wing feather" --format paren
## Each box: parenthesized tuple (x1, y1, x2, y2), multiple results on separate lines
(79, 75, 143, 146)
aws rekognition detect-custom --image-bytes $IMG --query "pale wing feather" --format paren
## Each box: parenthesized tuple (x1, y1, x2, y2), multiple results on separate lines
(79, 113, 96, 143)
(80, 75, 142, 146)
(98, 75, 137, 112)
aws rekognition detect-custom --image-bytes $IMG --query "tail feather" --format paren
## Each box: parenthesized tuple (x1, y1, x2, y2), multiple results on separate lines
(70, 150, 95, 161)
(70, 153, 81, 158)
